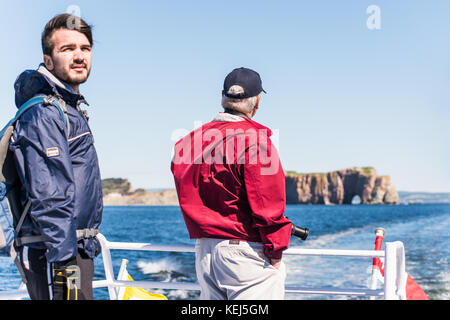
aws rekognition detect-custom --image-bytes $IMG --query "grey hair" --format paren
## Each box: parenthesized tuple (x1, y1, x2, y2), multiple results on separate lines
(221, 85, 258, 114)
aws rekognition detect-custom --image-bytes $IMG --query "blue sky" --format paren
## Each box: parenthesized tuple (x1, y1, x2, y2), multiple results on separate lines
(0, 0, 449, 192)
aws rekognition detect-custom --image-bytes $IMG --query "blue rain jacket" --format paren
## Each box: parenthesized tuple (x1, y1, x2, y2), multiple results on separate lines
(10, 66, 103, 263)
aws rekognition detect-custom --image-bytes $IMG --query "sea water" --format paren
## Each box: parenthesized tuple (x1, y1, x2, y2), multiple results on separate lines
(0, 204, 448, 300)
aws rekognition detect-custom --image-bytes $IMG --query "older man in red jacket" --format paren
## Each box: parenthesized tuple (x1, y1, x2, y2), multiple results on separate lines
(171, 67, 292, 300)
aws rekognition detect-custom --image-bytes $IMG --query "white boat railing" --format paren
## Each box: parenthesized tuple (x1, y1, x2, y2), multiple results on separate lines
(95, 233, 407, 300)
(0, 233, 408, 300)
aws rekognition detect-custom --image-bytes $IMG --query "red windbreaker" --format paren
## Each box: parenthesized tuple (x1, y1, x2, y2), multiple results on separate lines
(171, 113, 292, 259)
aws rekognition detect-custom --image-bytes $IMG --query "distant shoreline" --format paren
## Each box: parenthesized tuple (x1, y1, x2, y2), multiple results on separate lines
(102, 189, 179, 206)
(102, 189, 450, 207)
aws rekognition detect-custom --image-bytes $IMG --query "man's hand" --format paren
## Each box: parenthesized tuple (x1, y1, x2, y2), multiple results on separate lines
(270, 258, 282, 269)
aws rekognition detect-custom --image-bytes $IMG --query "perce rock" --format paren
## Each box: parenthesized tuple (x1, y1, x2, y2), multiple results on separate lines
(285, 167, 399, 205)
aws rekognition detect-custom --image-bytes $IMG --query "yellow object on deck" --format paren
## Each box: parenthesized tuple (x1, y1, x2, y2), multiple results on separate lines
(118, 259, 168, 300)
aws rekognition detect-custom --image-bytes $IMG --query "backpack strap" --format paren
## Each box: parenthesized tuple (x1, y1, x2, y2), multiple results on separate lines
(0, 96, 47, 139)
(13, 200, 32, 243)
(43, 95, 70, 137)
(9, 241, 27, 284)
(9, 95, 70, 137)
(15, 228, 100, 247)
(0, 96, 52, 183)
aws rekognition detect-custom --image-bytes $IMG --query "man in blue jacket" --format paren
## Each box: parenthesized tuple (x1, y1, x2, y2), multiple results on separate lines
(10, 14, 103, 300)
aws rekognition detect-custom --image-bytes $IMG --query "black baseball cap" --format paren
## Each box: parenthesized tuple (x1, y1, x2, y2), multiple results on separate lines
(223, 67, 266, 99)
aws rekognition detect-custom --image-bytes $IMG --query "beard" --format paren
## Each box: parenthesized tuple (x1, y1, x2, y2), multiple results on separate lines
(53, 61, 91, 87)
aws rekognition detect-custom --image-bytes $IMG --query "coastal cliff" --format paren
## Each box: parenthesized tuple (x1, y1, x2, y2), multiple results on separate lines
(102, 167, 399, 206)
(285, 167, 399, 205)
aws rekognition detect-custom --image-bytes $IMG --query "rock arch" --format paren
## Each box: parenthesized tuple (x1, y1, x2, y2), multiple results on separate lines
(285, 167, 399, 205)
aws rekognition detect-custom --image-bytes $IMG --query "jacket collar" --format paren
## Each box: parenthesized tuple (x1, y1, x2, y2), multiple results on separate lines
(37, 64, 76, 95)
(213, 112, 245, 122)
(212, 112, 273, 137)
(36, 64, 89, 108)
(14, 65, 89, 109)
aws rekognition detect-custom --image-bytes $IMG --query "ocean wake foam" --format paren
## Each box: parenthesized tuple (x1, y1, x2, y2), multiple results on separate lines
(137, 258, 182, 274)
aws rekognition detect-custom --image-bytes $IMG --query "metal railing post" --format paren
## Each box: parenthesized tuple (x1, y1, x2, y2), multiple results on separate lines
(394, 241, 407, 300)
(97, 233, 118, 300)
(384, 242, 401, 300)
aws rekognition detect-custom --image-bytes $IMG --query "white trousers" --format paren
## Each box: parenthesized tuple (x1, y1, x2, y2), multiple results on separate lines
(195, 238, 286, 300)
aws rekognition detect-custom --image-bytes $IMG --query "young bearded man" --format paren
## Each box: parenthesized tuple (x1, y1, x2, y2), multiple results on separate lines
(11, 14, 103, 300)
